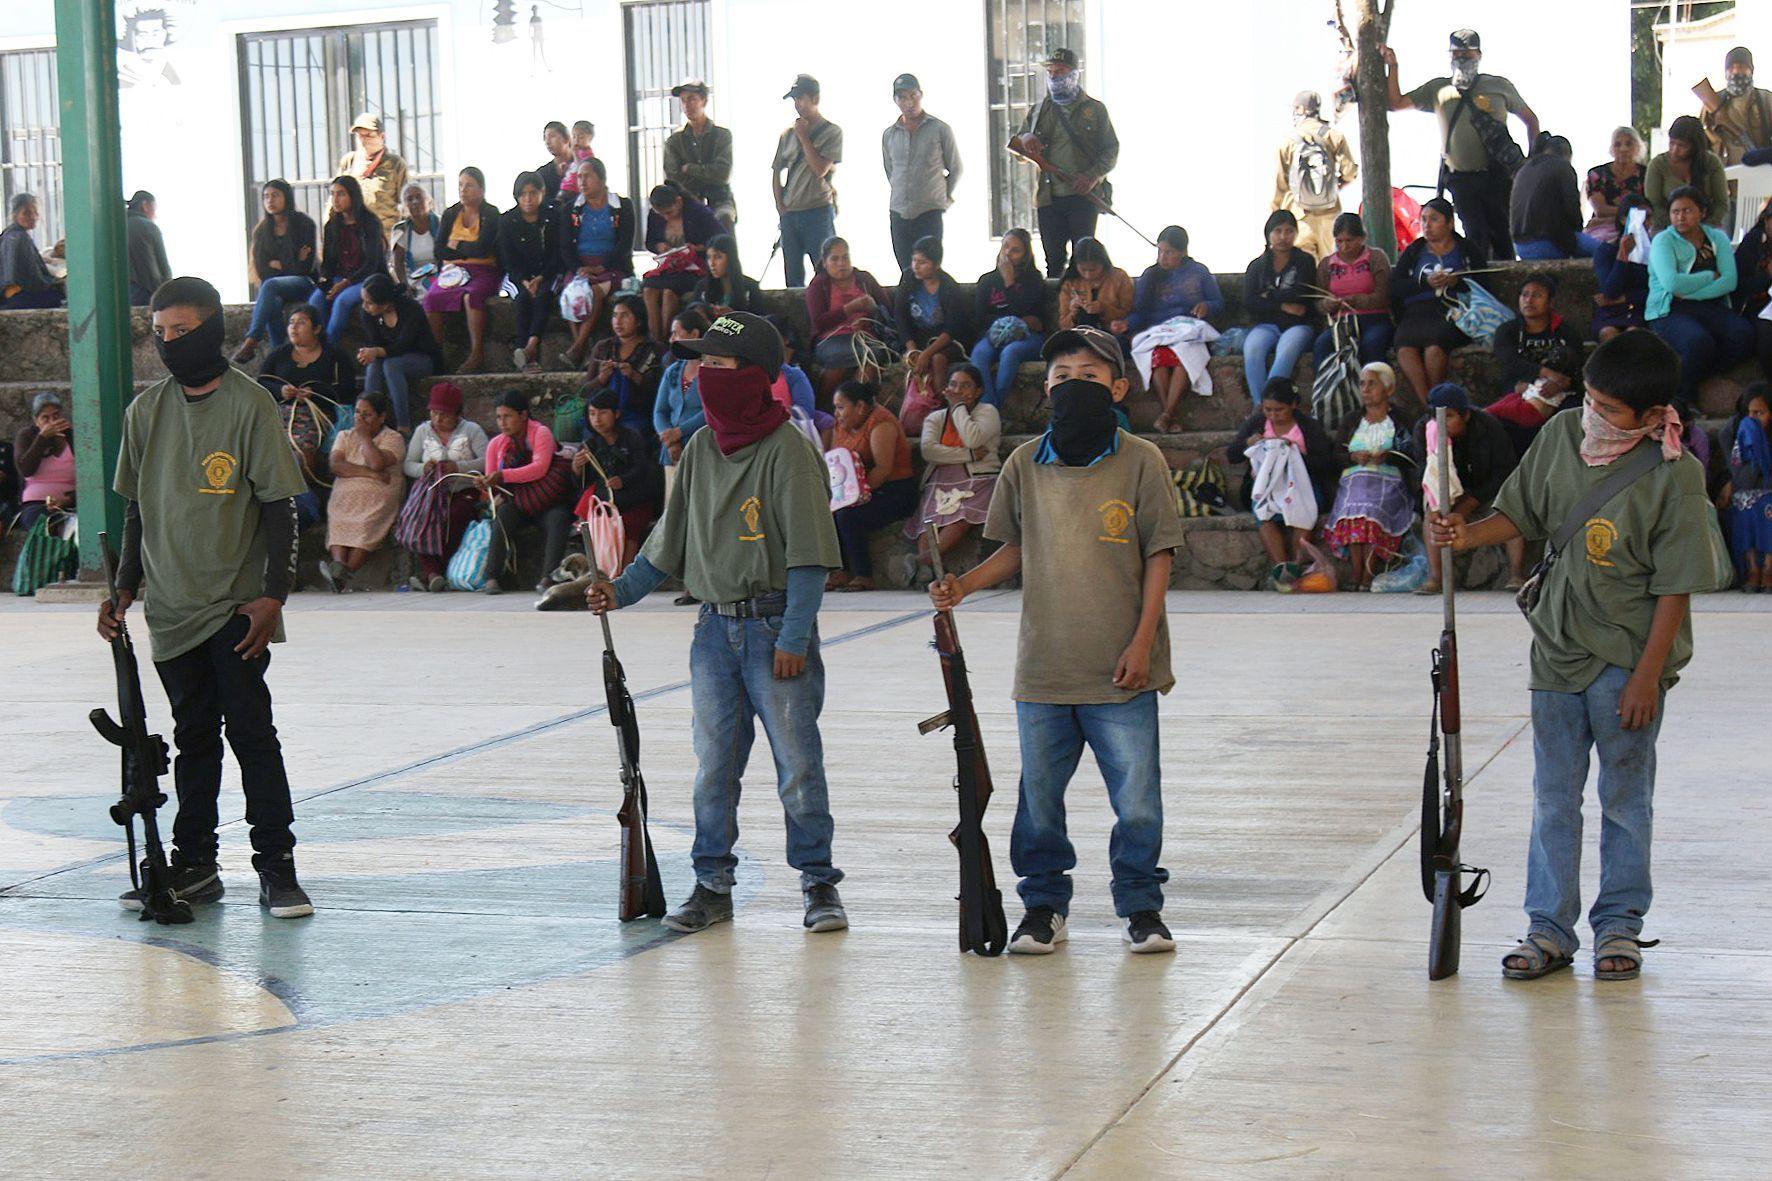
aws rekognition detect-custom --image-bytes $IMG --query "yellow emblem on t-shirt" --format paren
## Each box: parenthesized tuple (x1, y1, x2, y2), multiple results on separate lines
(200, 450, 238, 495)
(739, 495, 765, 541)
(1474, 94, 1493, 113)
(1097, 498, 1133, 544)
(1584, 517, 1619, 567)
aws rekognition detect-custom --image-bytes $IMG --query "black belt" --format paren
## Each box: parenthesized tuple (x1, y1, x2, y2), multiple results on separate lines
(711, 592, 786, 619)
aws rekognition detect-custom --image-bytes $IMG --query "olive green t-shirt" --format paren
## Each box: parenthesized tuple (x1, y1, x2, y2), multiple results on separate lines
(773, 120, 843, 212)
(640, 421, 840, 602)
(984, 433, 1185, 705)
(1407, 74, 1526, 173)
(1491, 413, 1732, 694)
(113, 368, 308, 661)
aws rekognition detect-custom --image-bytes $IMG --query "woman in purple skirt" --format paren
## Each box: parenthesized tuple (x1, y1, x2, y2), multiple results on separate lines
(1326, 362, 1418, 590)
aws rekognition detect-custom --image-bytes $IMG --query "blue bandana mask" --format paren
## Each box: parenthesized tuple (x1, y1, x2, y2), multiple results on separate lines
(1047, 70, 1082, 105)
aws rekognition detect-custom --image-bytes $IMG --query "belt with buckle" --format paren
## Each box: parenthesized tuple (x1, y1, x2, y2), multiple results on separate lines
(711, 592, 787, 619)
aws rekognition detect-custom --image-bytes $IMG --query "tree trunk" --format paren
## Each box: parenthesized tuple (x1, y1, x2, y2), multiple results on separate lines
(1354, 0, 1398, 259)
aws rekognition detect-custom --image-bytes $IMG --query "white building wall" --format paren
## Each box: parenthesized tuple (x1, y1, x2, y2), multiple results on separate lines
(0, 0, 1629, 303)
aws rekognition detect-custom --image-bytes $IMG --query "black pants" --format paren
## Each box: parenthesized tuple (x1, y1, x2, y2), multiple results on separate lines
(889, 209, 945, 273)
(513, 285, 553, 345)
(153, 613, 296, 866)
(1036, 195, 1100, 278)
(489, 498, 573, 584)
(1443, 168, 1514, 262)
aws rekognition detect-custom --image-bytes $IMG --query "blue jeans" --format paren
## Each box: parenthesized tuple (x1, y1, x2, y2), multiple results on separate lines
(308, 280, 366, 344)
(248, 275, 318, 345)
(1525, 665, 1663, 955)
(1243, 323, 1314, 398)
(1514, 234, 1602, 260)
(364, 352, 435, 431)
(688, 608, 840, 893)
(779, 205, 837, 288)
(1650, 298, 1758, 408)
(1012, 692, 1167, 917)
(1312, 317, 1396, 368)
(293, 489, 322, 529)
(969, 332, 1047, 408)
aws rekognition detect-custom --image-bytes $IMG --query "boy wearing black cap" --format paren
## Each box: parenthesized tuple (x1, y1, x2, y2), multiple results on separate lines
(1406, 381, 1517, 592)
(1382, 30, 1538, 261)
(883, 73, 962, 272)
(665, 79, 736, 229)
(588, 312, 847, 934)
(1431, 331, 1732, 981)
(930, 325, 1184, 955)
(773, 74, 843, 287)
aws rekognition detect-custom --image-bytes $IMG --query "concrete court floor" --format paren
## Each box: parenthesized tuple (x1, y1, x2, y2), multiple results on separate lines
(0, 589, 1767, 1181)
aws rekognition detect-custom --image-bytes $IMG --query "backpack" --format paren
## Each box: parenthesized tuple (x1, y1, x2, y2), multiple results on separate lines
(1290, 129, 1340, 213)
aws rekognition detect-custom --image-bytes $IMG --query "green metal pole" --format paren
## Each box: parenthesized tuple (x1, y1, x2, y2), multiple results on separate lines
(55, 0, 131, 573)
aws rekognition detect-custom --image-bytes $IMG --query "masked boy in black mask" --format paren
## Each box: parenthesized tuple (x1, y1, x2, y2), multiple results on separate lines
(97, 276, 314, 919)
(929, 325, 1184, 955)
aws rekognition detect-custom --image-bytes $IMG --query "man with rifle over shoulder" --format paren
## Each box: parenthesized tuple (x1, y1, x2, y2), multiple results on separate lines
(587, 312, 848, 936)
(930, 326, 1183, 955)
(96, 276, 315, 920)
(1431, 332, 1731, 982)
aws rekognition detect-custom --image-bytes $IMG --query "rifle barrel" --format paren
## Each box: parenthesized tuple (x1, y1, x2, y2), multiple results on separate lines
(1435, 408, 1456, 629)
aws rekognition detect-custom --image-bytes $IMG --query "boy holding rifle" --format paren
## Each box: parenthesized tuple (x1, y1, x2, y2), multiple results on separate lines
(1432, 331, 1730, 981)
(930, 326, 1183, 955)
(95, 277, 314, 919)
(587, 312, 847, 935)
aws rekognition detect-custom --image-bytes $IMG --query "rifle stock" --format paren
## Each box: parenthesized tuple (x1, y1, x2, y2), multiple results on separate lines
(585, 529, 666, 922)
(921, 524, 1008, 957)
(91, 533, 192, 925)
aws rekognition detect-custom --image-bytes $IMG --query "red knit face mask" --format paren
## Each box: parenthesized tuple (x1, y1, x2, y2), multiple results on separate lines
(699, 364, 788, 455)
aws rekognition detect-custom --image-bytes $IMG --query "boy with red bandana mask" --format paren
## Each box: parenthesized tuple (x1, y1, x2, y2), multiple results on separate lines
(588, 312, 847, 935)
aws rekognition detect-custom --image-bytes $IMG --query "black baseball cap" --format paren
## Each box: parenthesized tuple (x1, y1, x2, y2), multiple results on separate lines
(1045, 48, 1079, 69)
(892, 73, 920, 95)
(671, 312, 784, 379)
(783, 74, 819, 100)
(1041, 326, 1124, 379)
(1449, 29, 1480, 51)
(671, 78, 709, 97)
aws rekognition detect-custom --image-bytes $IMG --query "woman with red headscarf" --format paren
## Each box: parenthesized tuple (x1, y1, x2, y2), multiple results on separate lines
(394, 381, 489, 591)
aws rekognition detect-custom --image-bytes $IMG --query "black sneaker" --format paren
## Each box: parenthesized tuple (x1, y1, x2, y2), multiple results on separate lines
(662, 884, 733, 933)
(118, 852, 223, 911)
(1008, 906, 1067, 955)
(1123, 910, 1175, 954)
(255, 854, 315, 919)
(802, 883, 848, 932)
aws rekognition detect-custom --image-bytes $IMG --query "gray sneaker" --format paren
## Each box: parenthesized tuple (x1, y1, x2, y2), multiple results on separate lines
(662, 885, 733, 933)
(118, 852, 223, 912)
(802, 882, 848, 932)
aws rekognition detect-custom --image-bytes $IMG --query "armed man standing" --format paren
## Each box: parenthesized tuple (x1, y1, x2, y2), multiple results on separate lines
(1013, 47, 1119, 279)
(96, 276, 314, 919)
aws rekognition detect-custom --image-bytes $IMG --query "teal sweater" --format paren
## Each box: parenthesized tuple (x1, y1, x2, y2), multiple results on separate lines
(1645, 225, 1737, 321)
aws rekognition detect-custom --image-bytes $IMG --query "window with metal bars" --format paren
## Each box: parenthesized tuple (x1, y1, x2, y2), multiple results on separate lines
(985, 0, 1085, 238)
(623, 0, 712, 215)
(0, 48, 63, 250)
(236, 22, 443, 251)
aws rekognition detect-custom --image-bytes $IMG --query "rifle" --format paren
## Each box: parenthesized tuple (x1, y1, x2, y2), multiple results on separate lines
(90, 533, 193, 925)
(1423, 409, 1488, 978)
(917, 524, 1008, 956)
(582, 525, 666, 922)
(1007, 131, 1157, 249)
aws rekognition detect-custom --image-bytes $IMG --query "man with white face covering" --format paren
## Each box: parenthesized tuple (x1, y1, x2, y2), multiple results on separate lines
(1384, 29, 1538, 262)
(1700, 46, 1772, 166)
(1011, 47, 1119, 279)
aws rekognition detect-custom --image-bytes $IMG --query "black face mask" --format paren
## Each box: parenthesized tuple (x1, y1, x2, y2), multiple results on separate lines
(1047, 378, 1118, 465)
(154, 312, 230, 388)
